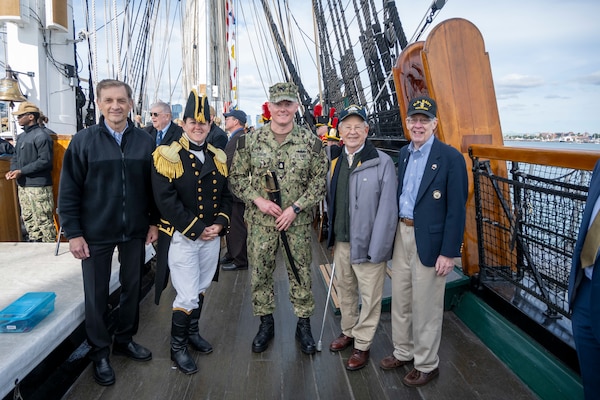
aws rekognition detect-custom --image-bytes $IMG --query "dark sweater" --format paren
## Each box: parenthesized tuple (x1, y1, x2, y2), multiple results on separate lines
(58, 117, 158, 244)
(10, 124, 53, 187)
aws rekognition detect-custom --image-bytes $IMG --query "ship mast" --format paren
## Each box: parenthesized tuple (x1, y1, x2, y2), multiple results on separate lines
(182, 0, 232, 115)
(0, 0, 78, 135)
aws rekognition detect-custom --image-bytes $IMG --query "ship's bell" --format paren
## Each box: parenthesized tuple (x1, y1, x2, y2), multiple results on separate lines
(0, 69, 27, 102)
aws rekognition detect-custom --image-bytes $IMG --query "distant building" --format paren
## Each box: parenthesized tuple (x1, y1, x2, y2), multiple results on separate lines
(172, 104, 183, 119)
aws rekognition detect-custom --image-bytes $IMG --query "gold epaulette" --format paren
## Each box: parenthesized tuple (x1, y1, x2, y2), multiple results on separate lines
(153, 141, 183, 181)
(207, 143, 228, 177)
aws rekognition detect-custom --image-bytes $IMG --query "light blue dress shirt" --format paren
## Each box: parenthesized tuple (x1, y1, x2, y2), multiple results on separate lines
(399, 134, 434, 219)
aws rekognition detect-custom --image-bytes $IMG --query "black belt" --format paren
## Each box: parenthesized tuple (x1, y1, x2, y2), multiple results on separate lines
(400, 217, 414, 227)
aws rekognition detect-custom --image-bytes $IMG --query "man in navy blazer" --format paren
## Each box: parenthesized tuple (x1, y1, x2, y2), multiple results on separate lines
(569, 159, 600, 400)
(145, 101, 182, 147)
(379, 96, 468, 387)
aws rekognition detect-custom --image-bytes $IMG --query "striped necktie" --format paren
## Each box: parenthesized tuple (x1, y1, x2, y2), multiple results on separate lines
(347, 152, 354, 167)
(580, 211, 600, 268)
(156, 130, 164, 146)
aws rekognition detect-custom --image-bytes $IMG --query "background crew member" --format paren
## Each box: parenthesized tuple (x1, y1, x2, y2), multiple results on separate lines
(380, 96, 468, 387)
(221, 109, 249, 271)
(207, 105, 228, 150)
(6, 101, 55, 242)
(152, 90, 232, 375)
(229, 82, 327, 355)
(326, 104, 398, 371)
(59, 79, 158, 386)
(145, 101, 182, 147)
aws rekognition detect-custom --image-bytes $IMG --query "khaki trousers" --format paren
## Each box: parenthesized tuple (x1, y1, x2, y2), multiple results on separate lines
(334, 242, 387, 351)
(391, 221, 446, 372)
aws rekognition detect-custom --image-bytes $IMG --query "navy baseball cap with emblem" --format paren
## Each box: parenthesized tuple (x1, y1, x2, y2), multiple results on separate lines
(223, 109, 247, 125)
(339, 104, 367, 122)
(407, 96, 437, 119)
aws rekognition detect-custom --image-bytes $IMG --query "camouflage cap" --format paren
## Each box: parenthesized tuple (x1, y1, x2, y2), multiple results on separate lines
(269, 82, 298, 104)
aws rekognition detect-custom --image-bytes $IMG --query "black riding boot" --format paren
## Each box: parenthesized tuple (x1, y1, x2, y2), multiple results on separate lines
(171, 310, 198, 374)
(188, 294, 213, 354)
(252, 314, 274, 353)
(296, 317, 316, 355)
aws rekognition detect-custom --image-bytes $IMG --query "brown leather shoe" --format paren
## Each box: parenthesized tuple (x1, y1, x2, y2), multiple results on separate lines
(329, 334, 353, 352)
(379, 355, 413, 370)
(402, 367, 439, 387)
(346, 348, 369, 371)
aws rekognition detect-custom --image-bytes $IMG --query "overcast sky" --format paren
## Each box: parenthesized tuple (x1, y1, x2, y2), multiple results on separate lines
(73, 0, 599, 135)
(233, 0, 600, 134)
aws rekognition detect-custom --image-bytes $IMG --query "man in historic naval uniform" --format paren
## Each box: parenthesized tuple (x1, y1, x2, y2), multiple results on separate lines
(151, 89, 232, 374)
(229, 82, 327, 355)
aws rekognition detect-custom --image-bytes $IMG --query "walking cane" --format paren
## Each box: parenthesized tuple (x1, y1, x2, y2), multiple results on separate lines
(316, 261, 335, 352)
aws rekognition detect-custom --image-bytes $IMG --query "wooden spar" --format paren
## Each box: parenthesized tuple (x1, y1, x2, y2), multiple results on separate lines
(470, 145, 600, 171)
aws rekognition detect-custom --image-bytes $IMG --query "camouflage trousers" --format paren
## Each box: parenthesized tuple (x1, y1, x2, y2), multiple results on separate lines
(248, 222, 315, 318)
(18, 185, 56, 242)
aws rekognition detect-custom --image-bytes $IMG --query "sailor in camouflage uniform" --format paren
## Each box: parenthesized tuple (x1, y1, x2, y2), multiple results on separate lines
(151, 90, 232, 374)
(229, 82, 327, 355)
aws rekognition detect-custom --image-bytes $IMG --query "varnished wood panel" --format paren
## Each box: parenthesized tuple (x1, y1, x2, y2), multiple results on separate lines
(47, 0, 69, 32)
(392, 41, 428, 140)
(422, 18, 510, 276)
(0, 0, 20, 19)
(0, 157, 21, 241)
(51, 134, 71, 238)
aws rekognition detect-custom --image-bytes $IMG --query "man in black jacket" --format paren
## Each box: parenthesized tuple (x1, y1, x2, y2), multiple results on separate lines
(58, 79, 158, 386)
(6, 101, 55, 242)
(220, 109, 248, 271)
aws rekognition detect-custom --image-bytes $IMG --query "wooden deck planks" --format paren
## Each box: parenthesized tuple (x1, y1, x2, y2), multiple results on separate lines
(62, 233, 537, 400)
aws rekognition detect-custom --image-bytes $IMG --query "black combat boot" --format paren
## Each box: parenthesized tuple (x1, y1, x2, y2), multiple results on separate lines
(252, 314, 274, 353)
(296, 317, 316, 355)
(188, 294, 213, 354)
(171, 310, 198, 374)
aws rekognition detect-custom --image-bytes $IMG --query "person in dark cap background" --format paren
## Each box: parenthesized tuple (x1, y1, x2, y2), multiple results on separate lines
(379, 96, 468, 387)
(326, 104, 398, 371)
(152, 89, 232, 375)
(229, 82, 327, 355)
(6, 101, 55, 242)
(220, 109, 249, 271)
(207, 105, 228, 150)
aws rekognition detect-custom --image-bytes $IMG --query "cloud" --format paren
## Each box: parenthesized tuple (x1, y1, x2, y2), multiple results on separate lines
(577, 71, 600, 85)
(496, 74, 544, 89)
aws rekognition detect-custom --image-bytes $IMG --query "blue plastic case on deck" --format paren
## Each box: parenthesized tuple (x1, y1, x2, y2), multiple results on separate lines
(0, 292, 56, 333)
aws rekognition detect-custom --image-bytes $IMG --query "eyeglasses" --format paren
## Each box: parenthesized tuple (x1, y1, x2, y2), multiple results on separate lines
(341, 125, 366, 133)
(150, 112, 165, 117)
(18, 113, 31, 119)
(406, 117, 432, 125)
